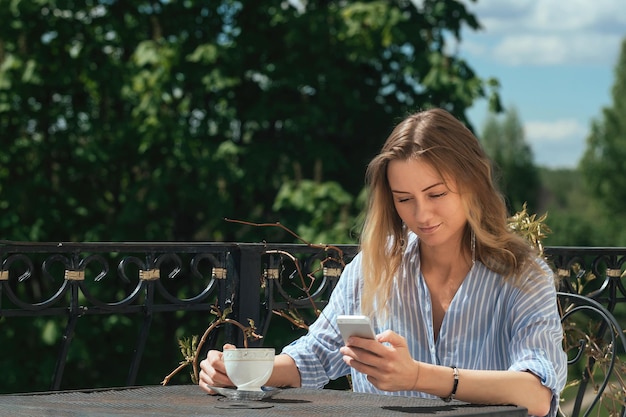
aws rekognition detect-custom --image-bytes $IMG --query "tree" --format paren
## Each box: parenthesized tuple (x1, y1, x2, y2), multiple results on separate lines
(580, 38, 626, 225)
(0, 0, 500, 244)
(537, 168, 606, 246)
(480, 106, 540, 213)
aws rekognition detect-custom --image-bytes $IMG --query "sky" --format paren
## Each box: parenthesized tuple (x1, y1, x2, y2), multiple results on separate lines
(458, 0, 626, 169)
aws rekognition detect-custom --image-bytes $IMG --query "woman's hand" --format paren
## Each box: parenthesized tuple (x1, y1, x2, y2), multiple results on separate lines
(339, 330, 420, 392)
(198, 344, 236, 394)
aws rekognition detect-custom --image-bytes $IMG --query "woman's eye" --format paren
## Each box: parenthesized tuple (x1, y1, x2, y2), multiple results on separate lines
(397, 197, 411, 203)
(431, 192, 447, 198)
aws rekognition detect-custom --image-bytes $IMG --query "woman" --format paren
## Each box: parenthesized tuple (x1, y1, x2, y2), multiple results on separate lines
(199, 108, 567, 417)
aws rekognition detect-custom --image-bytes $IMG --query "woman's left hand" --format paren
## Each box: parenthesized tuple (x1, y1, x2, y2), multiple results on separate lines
(339, 330, 420, 392)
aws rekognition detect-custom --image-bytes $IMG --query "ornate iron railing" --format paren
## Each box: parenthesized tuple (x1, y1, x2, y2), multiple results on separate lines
(0, 241, 358, 391)
(1, 242, 625, 416)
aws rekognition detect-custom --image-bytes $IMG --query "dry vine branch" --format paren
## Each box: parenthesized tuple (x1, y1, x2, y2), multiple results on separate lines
(224, 218, 346, 256)
(226, 218, 348, 328)
(272, 308, 309, 330)
(161, 304, 262, 386)
(264, 249, 344, 318)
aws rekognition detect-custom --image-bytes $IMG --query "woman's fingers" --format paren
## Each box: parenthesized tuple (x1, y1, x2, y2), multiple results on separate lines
(198, 344, 236, 393)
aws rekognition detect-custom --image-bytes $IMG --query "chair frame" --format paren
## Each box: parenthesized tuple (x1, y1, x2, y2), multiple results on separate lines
(558, 291, 626, 417)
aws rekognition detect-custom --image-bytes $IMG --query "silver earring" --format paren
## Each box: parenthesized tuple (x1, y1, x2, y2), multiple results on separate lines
(471, 229, 476, 267)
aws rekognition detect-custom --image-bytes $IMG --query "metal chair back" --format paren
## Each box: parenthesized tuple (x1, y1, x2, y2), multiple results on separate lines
(558, 292, 626, 417)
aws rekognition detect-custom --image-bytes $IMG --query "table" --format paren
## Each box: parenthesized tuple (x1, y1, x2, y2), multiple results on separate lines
(0, 385, 528, 417)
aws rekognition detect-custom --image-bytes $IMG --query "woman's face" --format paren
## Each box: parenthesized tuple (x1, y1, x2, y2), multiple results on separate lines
(387, 158, 467, 250)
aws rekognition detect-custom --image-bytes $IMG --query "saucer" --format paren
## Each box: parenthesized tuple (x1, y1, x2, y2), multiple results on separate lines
(208, 386, 281, 401)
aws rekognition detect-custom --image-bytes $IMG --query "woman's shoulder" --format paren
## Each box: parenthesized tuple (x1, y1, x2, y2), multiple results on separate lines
(524, 255, 554, 279)
(511, 255, 557, 292)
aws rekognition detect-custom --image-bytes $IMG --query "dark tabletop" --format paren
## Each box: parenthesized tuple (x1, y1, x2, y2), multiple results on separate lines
(0, 385, 528, 417)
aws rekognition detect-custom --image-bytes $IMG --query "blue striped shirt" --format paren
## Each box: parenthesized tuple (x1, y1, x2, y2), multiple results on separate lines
(282, 233, 567, 416)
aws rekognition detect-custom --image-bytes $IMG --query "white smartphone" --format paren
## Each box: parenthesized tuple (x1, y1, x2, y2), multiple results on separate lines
(336, 315, 377, 344)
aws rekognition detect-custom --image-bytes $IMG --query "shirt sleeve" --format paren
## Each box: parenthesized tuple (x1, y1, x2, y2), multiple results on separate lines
(281, 253, 362, 388)
(507, 259, 568, 417)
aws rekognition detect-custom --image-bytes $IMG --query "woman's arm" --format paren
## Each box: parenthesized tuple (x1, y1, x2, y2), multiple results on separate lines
(417, 364, 552, 416)
(341, 332, 552, 416)
(267, 354, 302, 388)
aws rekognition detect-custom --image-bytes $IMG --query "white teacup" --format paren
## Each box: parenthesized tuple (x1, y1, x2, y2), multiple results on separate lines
(223, 348, 275, 391)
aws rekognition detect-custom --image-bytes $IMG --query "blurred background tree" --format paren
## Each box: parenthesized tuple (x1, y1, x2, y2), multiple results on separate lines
(579, 38, 626, 245)
(480, 106, 540, 214)
(0, 0, 500, 245)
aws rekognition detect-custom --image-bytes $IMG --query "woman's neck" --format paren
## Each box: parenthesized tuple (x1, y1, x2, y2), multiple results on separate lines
(419, 240, 472, 283)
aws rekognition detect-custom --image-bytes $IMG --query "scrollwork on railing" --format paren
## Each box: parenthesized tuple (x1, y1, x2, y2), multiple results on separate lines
(2, 253, 71, 310)
(546, 247, 626, 313)
(1, 253, 34, 283)
(153, 252, 222, 304)
(250, 245, 357, 342)
(0, 243, 231, 314)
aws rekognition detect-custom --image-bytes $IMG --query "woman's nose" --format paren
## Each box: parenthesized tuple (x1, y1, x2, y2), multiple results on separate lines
(412, 201, 431, 223)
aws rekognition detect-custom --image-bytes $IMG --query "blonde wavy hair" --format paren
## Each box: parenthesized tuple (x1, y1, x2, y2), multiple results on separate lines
(359, 108, 542, 318)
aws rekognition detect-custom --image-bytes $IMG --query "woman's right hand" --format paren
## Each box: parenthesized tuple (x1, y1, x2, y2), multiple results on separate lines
(198, 344, 236, 394)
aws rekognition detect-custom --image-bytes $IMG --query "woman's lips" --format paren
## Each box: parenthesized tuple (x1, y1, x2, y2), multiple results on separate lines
(419, 224, 440, 234)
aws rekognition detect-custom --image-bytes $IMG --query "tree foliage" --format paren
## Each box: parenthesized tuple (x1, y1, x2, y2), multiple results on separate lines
(580, 38, 626, 221)
(0, 0, 499, 392)
(537, 168, 600, 247)
(479, 106, 540, 213)
(0, 0, 499, 244)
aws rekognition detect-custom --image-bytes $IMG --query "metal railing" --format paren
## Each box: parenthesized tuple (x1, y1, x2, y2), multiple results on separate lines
(1, 242, 625, 415)
(0, 241, 358, 391)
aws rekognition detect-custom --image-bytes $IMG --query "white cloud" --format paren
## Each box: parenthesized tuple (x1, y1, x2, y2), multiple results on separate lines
(524, 119, 589, 168)
(471, 0, 626, 32)
(462, 0, 626, 67)
(532, 140, 584, 168)
(525, 119, 588, 143)
(493, 33, 622, 66)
